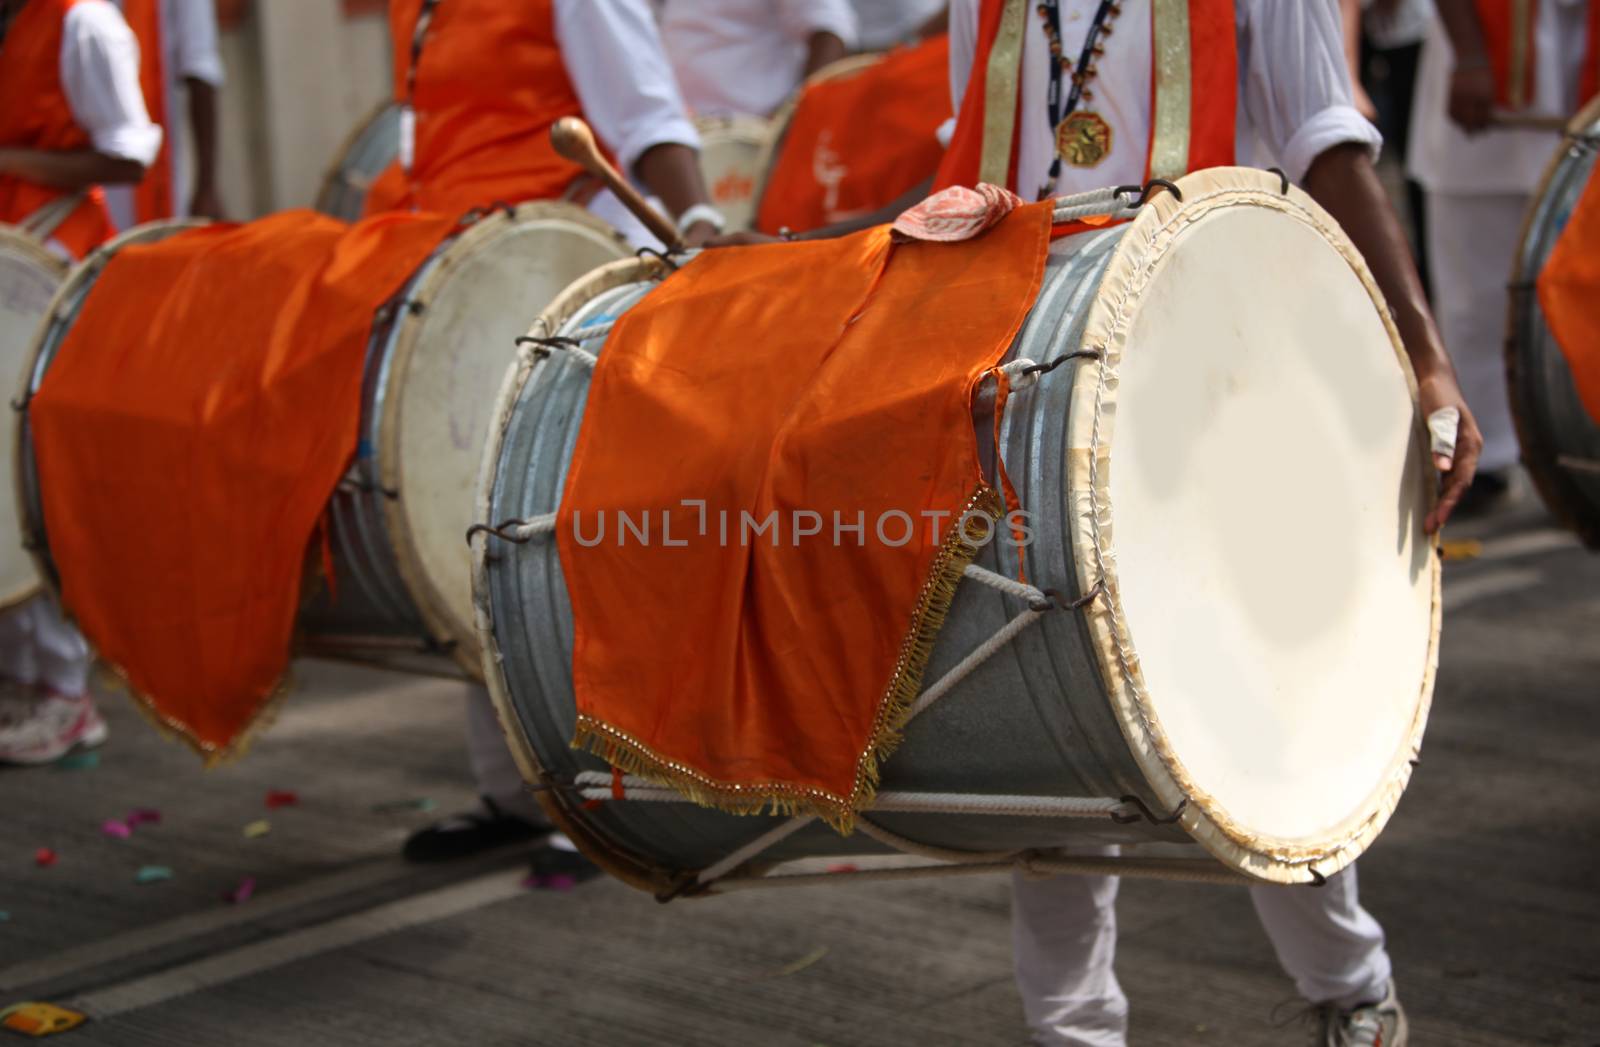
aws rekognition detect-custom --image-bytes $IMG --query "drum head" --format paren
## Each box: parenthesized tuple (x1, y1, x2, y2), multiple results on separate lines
(1074, 169, 1439, 879)
(694, 116, 771, 234)
(0, 230, 67, 608)
(379, 202, 627, 673)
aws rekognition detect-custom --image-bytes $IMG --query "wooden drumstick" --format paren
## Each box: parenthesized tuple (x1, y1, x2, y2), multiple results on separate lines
(551, 117, 684, 252)
(1489, 111, 1570, 133)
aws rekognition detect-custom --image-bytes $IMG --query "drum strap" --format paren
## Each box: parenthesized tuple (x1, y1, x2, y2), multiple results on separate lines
(399, 0, 444, 179)
(17, 193, 86, 243)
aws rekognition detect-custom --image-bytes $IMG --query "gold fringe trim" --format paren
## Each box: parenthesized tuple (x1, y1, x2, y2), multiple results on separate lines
(572, 485, 1004, 834)
(96, 654, 296, 768)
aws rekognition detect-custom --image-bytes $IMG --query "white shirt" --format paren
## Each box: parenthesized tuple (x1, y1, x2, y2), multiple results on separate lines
(1407, 0, 1589, 196)
(660, 0, 862, 118)
(106, 0, 222, 226)
(852, 0, 946, 50)
(945, 0, 1380, 200)
(59, 0, 163, 167)
(556, 0, 702, 177)
(1362, 0, 1430, 50)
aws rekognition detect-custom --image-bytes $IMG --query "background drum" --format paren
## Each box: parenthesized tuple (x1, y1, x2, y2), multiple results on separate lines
(749, 54, 882, 221)
(473, 169, 1440, 895)
(18, 205, 628, 678)
(1509, 97, 1600, 549)
(0, 228, 67, 610)
(315, 104, 767, 233)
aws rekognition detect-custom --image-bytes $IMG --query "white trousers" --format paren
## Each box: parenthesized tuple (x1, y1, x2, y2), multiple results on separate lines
(464, 682, 544, 824)
(0, 596, 91, 696)
(1012, 862, 1391, 1047)
(1425, 190, 1533, 473)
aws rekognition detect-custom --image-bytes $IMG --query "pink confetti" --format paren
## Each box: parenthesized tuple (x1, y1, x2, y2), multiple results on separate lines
(101, 820, 132, 839)
(521, 872, 578, 892)
(34, 848, 56, 868)
(223, 876, 256, 904)
(825, 863, 859, 874)
(125, 808, 162, 827)
(264, 790, 299, 810)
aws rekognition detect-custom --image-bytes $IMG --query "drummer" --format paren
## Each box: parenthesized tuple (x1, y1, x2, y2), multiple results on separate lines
(1408, 0, 1598, 513)
(0, 0, 161, 764)
(372, 0, 726, 878)
(658, 0, 860, 118)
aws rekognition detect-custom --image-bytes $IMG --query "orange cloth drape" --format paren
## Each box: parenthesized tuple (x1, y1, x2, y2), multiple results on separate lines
(755, 35, 952, 235)
(120, 0, 175, 222)
(557, 202, 1053, 828)
(29, 209, 458, 755)
(1537, 168, 1600, 425)
(933, 0, 1236, 220)
(0, 0, 116, 259)
(362, 0, 587, 217)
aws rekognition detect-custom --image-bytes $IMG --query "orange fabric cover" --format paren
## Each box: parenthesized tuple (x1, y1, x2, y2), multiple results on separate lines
(120, 0, 175, 222)
(933, 0, 1237, 225)
(1475, 0, 1540, 108)
(557, 202, 1053, 828)
(1537, 167, 1600, 425)
(0, 0, 116, 259)
(755, 35, 952, 235)
(362, 0, 586, 217)
(29, 209, 458, 755)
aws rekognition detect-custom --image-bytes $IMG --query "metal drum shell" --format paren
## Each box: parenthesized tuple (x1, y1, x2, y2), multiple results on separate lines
(476, 170, 1440, 891)
(315, 102, 403, 223)
(1508, 96, 1600, 550)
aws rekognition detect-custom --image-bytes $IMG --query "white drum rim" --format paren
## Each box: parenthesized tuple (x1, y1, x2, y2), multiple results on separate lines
(1069, 167, 1442, 884)
(750, 52, 888, 218)
(473, 254, 676, 894)
(380, 199, 627, 678)
(12, 219, 206, 608)
(0, 228, 67, 610)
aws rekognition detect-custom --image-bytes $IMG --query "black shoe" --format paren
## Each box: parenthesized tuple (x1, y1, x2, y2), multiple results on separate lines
(401, 796, 548, 863)
(524, 840, 603, 890)
(1453, 469, 1512, 518)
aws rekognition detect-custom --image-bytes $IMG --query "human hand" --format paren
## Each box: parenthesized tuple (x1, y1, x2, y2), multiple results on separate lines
(189, 183, 226, 222)
(1448, 62, 1497, 134)
(1416, 370, 1483, 533)
(682, 220, 720, 248)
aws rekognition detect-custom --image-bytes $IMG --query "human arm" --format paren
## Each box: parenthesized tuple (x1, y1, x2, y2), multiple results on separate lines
(779, 0, 858, 73)
(51, 0, 161, 188)
(171, 0, 226, 217)
(1434, 0, 1496, 132)
(186, 79, 222, 217)
(804, 30, 849, 76)
(0, 147, 144, 188)
(1339, 0, 1378, 121)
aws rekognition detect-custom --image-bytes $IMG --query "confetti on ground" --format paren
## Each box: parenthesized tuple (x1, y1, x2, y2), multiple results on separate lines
(521, 872, 578, 892)
(101, 820, 131, 840)
(825, 863, 859, 874)
(242, 820, 271, 839)
(134, 865, 173, 885)
(125, 808, 162, 827)
(370, 798, 437, 814)
(52, 751, 99, 771)
(1440, 538, 1484, 561)
(0, 1002, 87, 1037)
(223, 877, 256, 904)
(33, 848, 56, 868)
(264, 790, 299, 809)
(738, 946, 830, 983)
(0, 911, 11, 923)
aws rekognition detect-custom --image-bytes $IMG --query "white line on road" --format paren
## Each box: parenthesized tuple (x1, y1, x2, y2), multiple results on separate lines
(63, 869, 528, 1020)
(1443, 566, 1544, 613)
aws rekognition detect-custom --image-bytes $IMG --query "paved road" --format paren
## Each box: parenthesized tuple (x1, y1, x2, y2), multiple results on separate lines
(2, 498, 1596, 1045)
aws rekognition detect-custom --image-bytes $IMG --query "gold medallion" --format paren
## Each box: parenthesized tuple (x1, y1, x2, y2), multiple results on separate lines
(1057, 111, 1113, 168)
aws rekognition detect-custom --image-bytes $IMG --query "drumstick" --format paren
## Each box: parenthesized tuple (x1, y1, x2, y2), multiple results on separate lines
(551, 117, 684, 252)
(1489, 111, 1570, 133)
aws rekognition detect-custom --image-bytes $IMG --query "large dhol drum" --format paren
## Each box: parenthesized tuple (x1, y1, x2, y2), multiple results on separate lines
(19, 206, 628, 676)
(0, 229, 66, 610)
(474, 169, 1441, 893)
(1509, 98, 1600, 549)
(315, 102, 403, 222)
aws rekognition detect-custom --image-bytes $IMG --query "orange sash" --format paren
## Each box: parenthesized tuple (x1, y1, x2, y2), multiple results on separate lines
(557, 202, 1053, 828)
(1537, 168, 1600, 425)
(0, 0, 116, 258)
(1476, 1, 1600, 109)
(362, 0, 588, 217)
(755, 35, 952, 235)
(933, 0, 1236, 219)
(121, 0, 175, 222)
(29, 210, 458, 756)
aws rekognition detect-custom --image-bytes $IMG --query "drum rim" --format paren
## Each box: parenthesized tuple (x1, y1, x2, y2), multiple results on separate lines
(1505, 95, 1600, 550)
(1070, 167, 1442, 883)
(12, 219, 205, 611)
(473, 253, 679, 896)
(380, 199, 628, 680)
(0, 227, 68, 611)
(314, 100, 400, 220)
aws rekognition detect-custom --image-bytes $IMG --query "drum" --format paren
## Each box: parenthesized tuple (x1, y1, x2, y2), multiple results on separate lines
(693, 115, 770, 233)
(315, 102, 402, 222)
(473, 169, 1441, 894)
(0, 228, 67, 609)
(18, 205, 628, 677)
(1508, 97, 1600, 549)
(750, 53, 883, 218)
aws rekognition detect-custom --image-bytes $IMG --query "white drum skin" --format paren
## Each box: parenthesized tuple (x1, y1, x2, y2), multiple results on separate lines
(694, 116, 770, 234)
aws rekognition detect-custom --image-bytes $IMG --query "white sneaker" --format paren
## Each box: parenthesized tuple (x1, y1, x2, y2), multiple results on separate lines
(1318, 979, 1408, 1047)
(0, 689, 108, 765)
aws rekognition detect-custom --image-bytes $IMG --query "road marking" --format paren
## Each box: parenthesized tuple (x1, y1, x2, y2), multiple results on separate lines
(63, 870, 526, 1020)
(1443, 567, 1543, 613)
(1470, 528, 1580, 562)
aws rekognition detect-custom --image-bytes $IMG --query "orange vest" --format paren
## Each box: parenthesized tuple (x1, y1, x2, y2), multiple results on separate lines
(0, 0, 117, 259)
(933, 0, 1236, 203)
(362, 0, 589, 217)
(120, 0, 175, 221)
(1474, 0, 1600, 110)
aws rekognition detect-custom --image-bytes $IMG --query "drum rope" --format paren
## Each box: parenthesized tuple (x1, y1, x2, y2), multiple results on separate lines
(695, 815, 818, 886)
(703, 854, 1254, 891)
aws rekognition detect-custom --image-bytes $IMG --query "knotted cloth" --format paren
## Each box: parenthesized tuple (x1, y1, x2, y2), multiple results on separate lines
(557, 202, 1053, 830)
